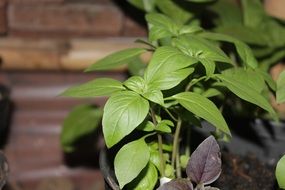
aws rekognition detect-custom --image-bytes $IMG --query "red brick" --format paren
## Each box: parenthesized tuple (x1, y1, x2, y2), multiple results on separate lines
(122, 15, 147, 37)
(0, 0, 7, 34)
(8, 4, 124, 38)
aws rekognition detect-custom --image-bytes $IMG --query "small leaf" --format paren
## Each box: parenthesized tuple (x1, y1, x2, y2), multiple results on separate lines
(115, 138, 150, 189)
(103, 91, 149, 148)
(127, 163, 158, 190)
(277, 70, 285, 104)
(199, 58, 215, 77)
(158, 179, 193, 190)
(216, 73, 276, 117)
(202, 88, 221, 98)
(60, 105, 102, 152)
(143, 89, 164, 106)
(156, 122, 172, 133)
(257, 69, 277, 91)
(186, 136, 221, 185)
(124, 76, 146, 94)
(276, 155, 285, 189)
(137, 121, 155, 132)
(241, 0, 266, 28)
(172, 92, 231, 136)
(85, 48, 146, 71)
(61, 78, 125, 97)
(179, 25, 203, 35)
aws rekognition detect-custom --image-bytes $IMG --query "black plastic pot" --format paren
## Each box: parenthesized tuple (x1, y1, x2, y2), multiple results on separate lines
(193, 118, 285, 166)
(99, 147, 119, 190)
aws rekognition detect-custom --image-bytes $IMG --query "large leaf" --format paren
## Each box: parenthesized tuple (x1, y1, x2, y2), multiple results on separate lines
(276, 155, 285, 189)
(144, 46, 197, 90)
(126, 163, 158, 190)
(277, 70, 285, 104)
(103, 91, 149, 147)
(85, 48, 146, 71)
(199, 32, 258, 69)
(158, 179, 193, 190)
(146, 13, 179, 41)
(186, 136, 221, 185)
(115, 138, 150, 189)
(156, 0, 193, 25)
(61, 78, 125, 97)
(222, 68, 266, 93)
(173, 35, 232, 64)
(172, 92, 231, 135)
(241, 0, 266, 28)
(216, 73, 276, 116)
(60, 105, 102, 152)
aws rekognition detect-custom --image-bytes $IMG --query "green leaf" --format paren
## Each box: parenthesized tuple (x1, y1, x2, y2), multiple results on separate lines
(85, 48, 146, 71)
(202, 88, 221, 98)
(127, 0, 156, 12)
(276, 155, 285, 189)
(137, 121, 155, 132)
(146, 13, 179, 41)
(199, 32, 258, 69)
(257, 69, 277, 91)
(144, 46, 197, 90)
(277, 70, 285, 104)
(216, 73, 276, 116)
(156, 0, 194, 25)
(124, 76, 146, 94)
(60, 105, 102, 152)
(173, 35, 232, 64)
(143, 89, 164, 106)
(241, 0, 266, 28)
(103, 91, 149, 147)
(156, 122, 172, 133)
(127, 163, 158, 190)
(115, 138, 150, 189)
(172, 92, 231, 136)
(186, 0, 214, 2)
(61, 78, 125, 97)
(128, 56, 146, 77)
(222, 68, 266, 93)
(199, 58, 215, 77)
(179, 25, 203, 35)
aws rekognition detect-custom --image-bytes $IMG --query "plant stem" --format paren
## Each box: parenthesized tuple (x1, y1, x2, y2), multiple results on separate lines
(150, 108, 165, 177)
(175, 142, 181, 178)
(163, 108, 178, 122)
(185, 76, 207, 91)
(171, 117, 182, 169)
(185, 127, 191, 157)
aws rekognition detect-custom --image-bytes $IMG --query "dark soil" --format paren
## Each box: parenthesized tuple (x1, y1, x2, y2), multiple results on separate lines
(213, 152, 278, 190)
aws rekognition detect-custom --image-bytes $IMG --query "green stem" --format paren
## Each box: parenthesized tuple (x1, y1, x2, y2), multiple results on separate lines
(171, 117, 182, 169)
(185, 127, 191, 157)
(185, 76, 207, 91)
(175, 142, 181, 178)
(163, 108, 178, 122)
(150, 108, 165, 177)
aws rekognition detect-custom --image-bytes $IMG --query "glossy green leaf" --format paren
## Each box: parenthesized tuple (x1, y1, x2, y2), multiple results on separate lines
(143, 89, 164, 106)
(61, 105, 102, 152)
(124, 76, 146, 94)
(202, 88, 221, 98)
(179, 25, 203, 35)
(277, 70, 285, 104)
(115, 138, 150, 189)
(199, 32, 258, 69)
(61, 78, 125, 97)
(173, 35, 232, 64)
(172, 92, 231, 136)
(276, 155, 285, 189)
(103, 91, 149, 147)
(144, 46, 197, 90)
(85, 48, 146, 71)
(137, 121, 155, 132)
(216, 74, 276, 116)
(156, 122, 172, 133)
(127, 163, 158, 190)
(146, 13, 179, 41)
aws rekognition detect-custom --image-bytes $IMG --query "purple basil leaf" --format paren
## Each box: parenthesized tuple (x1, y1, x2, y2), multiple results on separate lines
(157, 179, 193, 190)
(186, 136, 221, 185)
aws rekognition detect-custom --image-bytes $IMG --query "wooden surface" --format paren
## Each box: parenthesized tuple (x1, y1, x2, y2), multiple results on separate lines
(1, 71, 127, 190)
(0, 37, 141, 71)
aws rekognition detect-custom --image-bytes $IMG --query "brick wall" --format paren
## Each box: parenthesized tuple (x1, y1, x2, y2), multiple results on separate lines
(0, 1, 146, 190)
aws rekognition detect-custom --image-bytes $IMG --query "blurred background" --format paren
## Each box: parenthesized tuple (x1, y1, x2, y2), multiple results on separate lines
(0, 0, 285, 190)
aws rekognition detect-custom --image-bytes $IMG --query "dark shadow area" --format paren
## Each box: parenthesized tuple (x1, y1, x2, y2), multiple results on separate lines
(62, 126, 103, 169)
(0, 85, 13, 149)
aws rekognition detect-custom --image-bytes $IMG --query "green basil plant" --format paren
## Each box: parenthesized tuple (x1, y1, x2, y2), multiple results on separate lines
(60, 0, 281, 189)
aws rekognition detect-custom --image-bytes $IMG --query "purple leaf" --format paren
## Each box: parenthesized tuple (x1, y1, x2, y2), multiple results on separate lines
(158, 179, 193, 190)
(186, 136, 221, 185)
